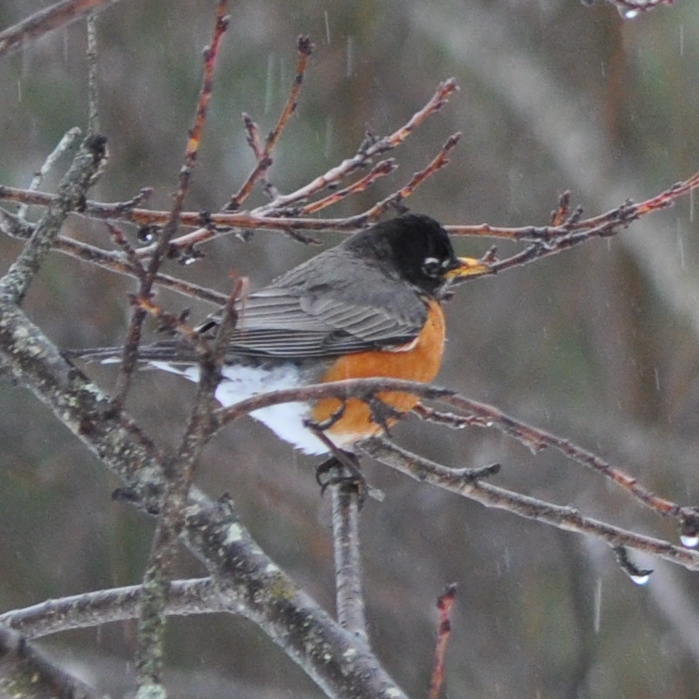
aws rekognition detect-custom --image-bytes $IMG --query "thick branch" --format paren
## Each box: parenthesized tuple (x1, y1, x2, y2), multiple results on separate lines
(331, 483, 367, 642)
(0, 579, 222, 639)
(0, 296, 407, 699)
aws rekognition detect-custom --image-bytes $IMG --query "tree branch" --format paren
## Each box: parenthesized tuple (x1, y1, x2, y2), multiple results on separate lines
(0, 625, 102, 699)
(0, 579, 222, 639)
(360, 437, 699, 572)
(0, 134, 106, 305)
(331, 482, 368, 643)
(0, 0, 121, 57)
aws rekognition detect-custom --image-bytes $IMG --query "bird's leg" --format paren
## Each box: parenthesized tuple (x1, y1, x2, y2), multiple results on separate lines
(307, 400, 346, 431)
(315, 453, 366, 500)
(366, 395, 404, 436)
(303, 419, 366, 497)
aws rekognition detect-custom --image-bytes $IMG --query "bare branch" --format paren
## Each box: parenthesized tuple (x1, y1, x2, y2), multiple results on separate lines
(0, 295, 409, 698)
(298, 159, 397, 216)
(0, 0, 120, 57)
(17, 128, 82, 220)
(0, 579, 221, 639)
(86, 14, 99, 135)
(355, 133, 460, 223)
(428, 583, 457, 699)
(134, 4, 230, 691)
(331, 481, 368, 643)
(0, 135, 106, 305)
(260, 78, 459, 214)
(360, 438, 699, 571)
(213, 377, 699, 565)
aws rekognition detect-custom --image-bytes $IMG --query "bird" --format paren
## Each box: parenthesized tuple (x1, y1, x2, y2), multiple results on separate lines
(70, 214, 487, 456)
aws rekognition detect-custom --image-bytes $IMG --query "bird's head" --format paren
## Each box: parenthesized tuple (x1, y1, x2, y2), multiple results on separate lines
(346, 213, 488, 296)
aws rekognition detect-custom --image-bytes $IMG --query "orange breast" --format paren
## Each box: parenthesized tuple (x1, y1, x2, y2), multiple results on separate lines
(311, 299, 446, 447)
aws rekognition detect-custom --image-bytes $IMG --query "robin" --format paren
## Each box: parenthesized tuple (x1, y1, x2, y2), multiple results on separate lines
(72, 214, 487, 457)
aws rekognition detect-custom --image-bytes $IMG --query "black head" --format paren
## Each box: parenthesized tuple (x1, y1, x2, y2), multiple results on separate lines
(344, 214, 463, 296)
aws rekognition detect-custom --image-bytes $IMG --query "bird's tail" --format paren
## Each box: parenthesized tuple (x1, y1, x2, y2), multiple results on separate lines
(63, 346, 125, 364)
(64, 341, 197, 364)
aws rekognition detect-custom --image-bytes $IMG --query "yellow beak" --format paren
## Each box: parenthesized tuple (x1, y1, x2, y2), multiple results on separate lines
(444, 256, 490, 280)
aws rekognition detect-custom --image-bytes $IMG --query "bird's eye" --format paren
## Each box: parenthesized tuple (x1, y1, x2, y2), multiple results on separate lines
(422, 257, 442, 277)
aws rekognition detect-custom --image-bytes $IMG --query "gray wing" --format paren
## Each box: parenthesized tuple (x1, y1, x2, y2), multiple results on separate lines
(196, 251, 429, 358)
(217, 286, 425, 357)
(68, 247, 428, 363)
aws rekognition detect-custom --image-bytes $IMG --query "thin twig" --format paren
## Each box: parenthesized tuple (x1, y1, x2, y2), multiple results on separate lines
(446, 171, 699, 243)
(266, 36, 314, 154)
(86, 13, 99, 135)
(428, 583, 457, 699)
(226, 36, 314, 211)
(0, 0, 120, 57)
(57, 235, 228, 304)
(134, 4, 229, 692)
(361, 437, 699, 571)
(297, 159, 397, 216)
(355, 133, 460, 222)
(17, 128, 82, 220)
(260, 78, 459, 214)
(213, 377, 699, 552)
(0, 135, 106, 305)
(438, 388, 699, 531)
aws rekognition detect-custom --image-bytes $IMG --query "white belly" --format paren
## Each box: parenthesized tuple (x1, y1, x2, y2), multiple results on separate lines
(150, 361, 330, 455)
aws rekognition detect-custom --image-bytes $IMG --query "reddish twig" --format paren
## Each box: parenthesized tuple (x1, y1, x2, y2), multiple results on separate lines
(260, 78, 459, 214)
(0, 0, 120, 57)
(433, 391, 699, 531)
(549, 190, 572, 226)
(7, 165, 698, 262)
(212, 377, 699, 550)
(446, 170, 699, 243)
(227, 36, 314, 211)
(429, 583, 457, 699)
(266, 35, 314, 156)
(383, 79, 458, 149)
(356, 133, 461, 222)
(134, 4, 230, 689)
(362, 437, 699, 572)
(243, 113, 264, 160)
(445, 170, 699, 284)
(298, 159, 397, 215)
(227, 151, 273, 212)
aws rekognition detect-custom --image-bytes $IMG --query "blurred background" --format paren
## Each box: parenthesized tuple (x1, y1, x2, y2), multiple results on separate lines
(2, 0, 699, 696)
